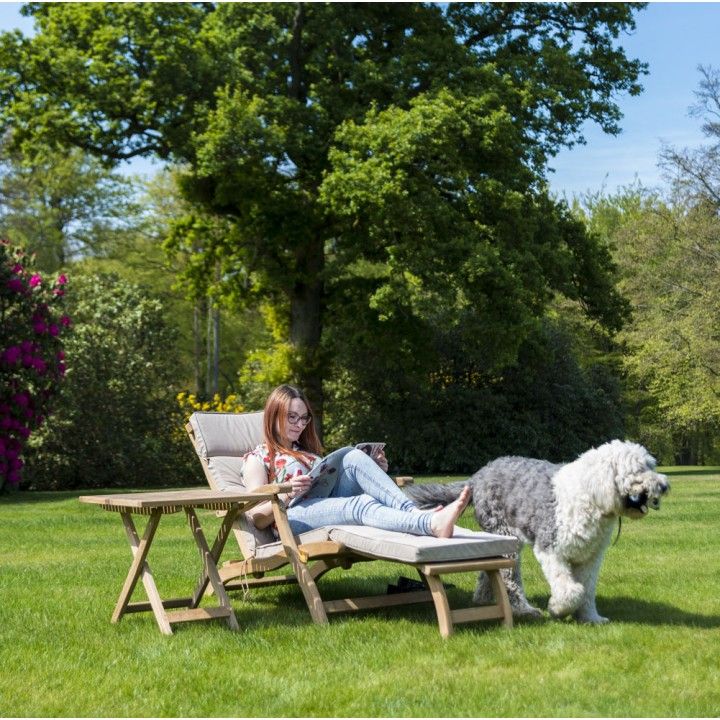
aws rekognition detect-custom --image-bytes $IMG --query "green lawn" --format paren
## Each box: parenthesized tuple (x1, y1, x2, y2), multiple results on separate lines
(1, 468, 719, 717)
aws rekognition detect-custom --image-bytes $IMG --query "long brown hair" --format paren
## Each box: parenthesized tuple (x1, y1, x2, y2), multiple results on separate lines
(263, 384, 323, 475)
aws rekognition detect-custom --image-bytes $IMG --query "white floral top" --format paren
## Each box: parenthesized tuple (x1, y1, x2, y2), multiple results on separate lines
(243, 442, 321, 484)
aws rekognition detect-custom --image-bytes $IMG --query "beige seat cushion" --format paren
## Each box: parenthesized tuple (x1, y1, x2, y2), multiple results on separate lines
(327, 525, 518, 564)
(189, 412, 519, 566)
(203, 455, 247, 490)
(189, 411, 271, 550)
(189, 411, 264, 491)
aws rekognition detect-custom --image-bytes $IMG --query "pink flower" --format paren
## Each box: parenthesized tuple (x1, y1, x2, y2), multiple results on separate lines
(29, 274, 42, 288)
(32, 358, 47, 374)
(33, 320, 47, 334)
(1, 346, 22, 365)
(6, 278, 24, 293)
(49, 324, 59, 337)
(56, 274, 68, 285)
(60, 315, 71, 327)
(12, 392, 29, 407)
(11, 263, 23, 274)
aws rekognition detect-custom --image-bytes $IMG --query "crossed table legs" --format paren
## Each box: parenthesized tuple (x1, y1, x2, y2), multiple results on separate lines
(112, 506, 239, 634)
(79, 489, 278, 635)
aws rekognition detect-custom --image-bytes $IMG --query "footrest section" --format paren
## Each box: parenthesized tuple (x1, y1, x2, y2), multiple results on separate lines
(166, 606, 234, 624)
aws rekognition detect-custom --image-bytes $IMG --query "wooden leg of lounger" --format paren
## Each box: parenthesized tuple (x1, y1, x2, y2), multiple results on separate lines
(270, 498, 329, 625)
(114, 510, 172, 635)
(288, 557, 329, 624)
(488, 568, 513, 629)
(185, 508, 239, 631)
(423, 572, 454, 638)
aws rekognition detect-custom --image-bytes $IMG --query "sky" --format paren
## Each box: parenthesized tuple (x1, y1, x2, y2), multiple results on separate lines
(548, 1, 720, 200)
(0, 1, 718, 198)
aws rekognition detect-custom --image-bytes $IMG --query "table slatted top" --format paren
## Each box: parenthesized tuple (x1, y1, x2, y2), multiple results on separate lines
(79, 488, 275, 513)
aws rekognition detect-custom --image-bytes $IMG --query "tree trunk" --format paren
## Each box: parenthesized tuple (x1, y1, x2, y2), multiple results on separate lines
(194, 299, 205, 396)
(289, 235, 324, 433)
(206, 262, 221, 397)
(287, 4, 324, 431)
(206, 297, 220, 397)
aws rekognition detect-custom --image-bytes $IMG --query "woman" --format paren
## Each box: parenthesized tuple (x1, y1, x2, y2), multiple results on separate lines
(242, 384, 470, 538)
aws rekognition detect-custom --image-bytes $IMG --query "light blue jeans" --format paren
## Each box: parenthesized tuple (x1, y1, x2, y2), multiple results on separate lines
(287, 448, 434, 536)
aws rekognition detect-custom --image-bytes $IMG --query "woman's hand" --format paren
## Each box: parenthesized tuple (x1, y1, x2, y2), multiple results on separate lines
(288, 473, 313, 499)
(373, 449, 389, 472)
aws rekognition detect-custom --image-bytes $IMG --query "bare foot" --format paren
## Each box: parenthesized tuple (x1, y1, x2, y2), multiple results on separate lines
(430, 485, 471, 538)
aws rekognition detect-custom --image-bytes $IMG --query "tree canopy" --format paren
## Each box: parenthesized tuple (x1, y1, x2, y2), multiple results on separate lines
(0, 2, 646, 427)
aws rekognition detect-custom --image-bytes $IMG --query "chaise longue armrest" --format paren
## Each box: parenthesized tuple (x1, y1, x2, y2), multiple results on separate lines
(248, 482, 294, 496)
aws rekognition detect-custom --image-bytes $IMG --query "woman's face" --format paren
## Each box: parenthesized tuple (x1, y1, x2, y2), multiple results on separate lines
(280, 397, 310, 445)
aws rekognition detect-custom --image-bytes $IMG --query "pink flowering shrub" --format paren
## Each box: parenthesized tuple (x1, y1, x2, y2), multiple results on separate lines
(0, 240, 69, 490)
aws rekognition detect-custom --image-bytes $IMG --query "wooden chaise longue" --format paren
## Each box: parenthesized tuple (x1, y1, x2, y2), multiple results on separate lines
(186, 411, 518, 637)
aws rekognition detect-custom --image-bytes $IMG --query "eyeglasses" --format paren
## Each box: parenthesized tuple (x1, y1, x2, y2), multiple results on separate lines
(287, 412, 312, 426)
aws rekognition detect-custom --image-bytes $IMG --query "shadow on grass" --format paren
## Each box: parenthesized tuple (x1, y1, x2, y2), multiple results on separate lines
(661, 467, 720, 477)
(597, 596, 720, 628)
(217, 580, 512, 635)
(0, 487, 198, 506)
(0, 489, 83, 505)
(524, 594, 720, 628)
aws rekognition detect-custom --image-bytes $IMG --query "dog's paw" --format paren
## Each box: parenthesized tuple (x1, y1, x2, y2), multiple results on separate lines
(575, 611, 610, 624)
(513, 604, 544, 619)
(548, 582, 585, 618)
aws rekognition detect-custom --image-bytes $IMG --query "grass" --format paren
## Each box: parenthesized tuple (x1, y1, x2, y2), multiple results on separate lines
(1, 468, 719, 717)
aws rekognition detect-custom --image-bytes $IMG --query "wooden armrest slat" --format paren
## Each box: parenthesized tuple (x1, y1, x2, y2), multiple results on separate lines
(253, 483, 293, 495)
(296, 540, 346, 563)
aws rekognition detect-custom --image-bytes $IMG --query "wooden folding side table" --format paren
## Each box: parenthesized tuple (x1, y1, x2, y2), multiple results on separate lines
(79, 488, 281, 635)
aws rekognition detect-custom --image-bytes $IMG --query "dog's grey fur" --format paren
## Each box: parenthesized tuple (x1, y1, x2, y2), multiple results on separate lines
(406, 441, 669, 622)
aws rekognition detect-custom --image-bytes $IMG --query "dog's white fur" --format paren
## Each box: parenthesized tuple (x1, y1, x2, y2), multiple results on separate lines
(407, 440, 670, 623)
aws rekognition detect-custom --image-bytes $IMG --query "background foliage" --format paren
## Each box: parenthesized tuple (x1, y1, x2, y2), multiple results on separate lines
(0, 240, 68, 489)
(23, 273, 195, 489)
(576, 66, 720, 464)
(0, 2, 644, 423)
(3, 4, 720, 487)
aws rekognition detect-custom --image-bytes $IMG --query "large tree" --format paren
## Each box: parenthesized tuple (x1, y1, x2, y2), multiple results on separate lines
(0, 2, 645, 417)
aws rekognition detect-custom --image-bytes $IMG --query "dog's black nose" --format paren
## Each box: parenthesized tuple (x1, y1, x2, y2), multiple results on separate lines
(660, 480, 670, 494)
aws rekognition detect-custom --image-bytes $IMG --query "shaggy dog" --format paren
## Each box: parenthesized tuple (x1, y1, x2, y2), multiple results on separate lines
(406, 440, 670, 623)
